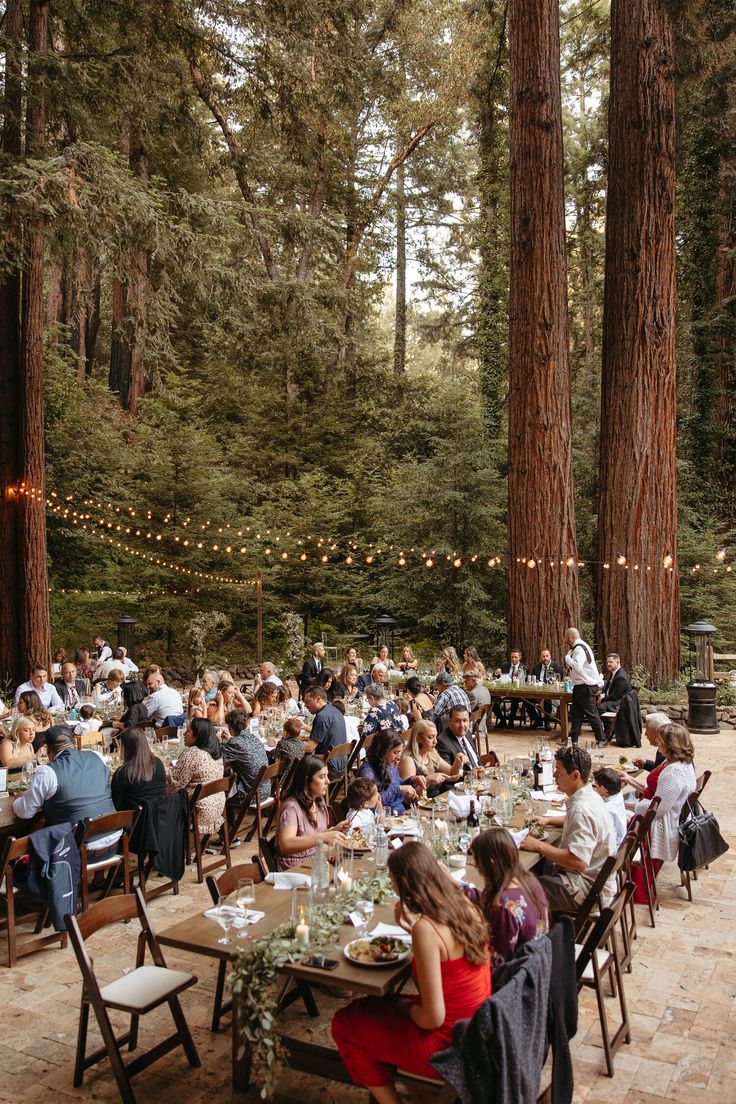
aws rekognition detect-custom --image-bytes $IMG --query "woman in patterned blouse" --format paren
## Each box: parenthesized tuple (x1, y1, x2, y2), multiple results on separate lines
(467, 828, 549, 966)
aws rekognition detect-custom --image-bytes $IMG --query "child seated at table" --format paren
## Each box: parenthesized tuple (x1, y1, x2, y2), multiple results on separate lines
(593, 766, 627, 847)
(346, 776, 381, 831)
(73, 705, 104, 740)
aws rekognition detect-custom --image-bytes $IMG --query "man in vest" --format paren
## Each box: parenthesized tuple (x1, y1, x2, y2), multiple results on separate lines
(564, 627, 605, 747)
(13, 726, 120, 857)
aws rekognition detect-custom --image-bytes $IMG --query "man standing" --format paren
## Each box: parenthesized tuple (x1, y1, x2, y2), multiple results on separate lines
(437, 704, 479, 770)
(521, 745, 616, 913)
(299, 643, 326, 698)
(303, 686, 348, 775)
(564, 627, 605, 746)
(596, 653, 632, 722)
(531, 648, 564, 731)
(15, 664, 64, 710)
(92, 635, 113, 664)
(54, 662, 87, 710)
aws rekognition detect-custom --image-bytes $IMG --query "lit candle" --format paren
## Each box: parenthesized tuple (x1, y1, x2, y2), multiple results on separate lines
(295, 922, 310, 946)
(337, 871, 353, 895)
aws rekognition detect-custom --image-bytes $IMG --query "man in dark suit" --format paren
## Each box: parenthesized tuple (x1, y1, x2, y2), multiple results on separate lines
(596, 653, 632, 723)
(298, 642, 326, 700)
(54, 661, 87, 710)
(437, 704, 480, 770)
(492, 649, 527, 728)
(531, 648, 564, 730)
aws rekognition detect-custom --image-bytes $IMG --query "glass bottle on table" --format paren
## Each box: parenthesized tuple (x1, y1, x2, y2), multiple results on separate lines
(311, 838, 330, 904)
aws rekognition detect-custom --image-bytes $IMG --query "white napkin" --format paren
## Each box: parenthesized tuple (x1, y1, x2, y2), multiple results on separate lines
(369, 922, 411, 942)
(204, 905, 265, 928)
(541, 809, 566, 819)
(447, 792, 471, 819)
(509, 828, 529, 848)
(264, 871, 311, 889)
(386, 822, 422, 836)
(450, 867, 467, 882)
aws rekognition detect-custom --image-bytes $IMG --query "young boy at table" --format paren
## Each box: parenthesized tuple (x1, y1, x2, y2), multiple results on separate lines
(592, 766, 628, 848)
(346, 776, 382, 831)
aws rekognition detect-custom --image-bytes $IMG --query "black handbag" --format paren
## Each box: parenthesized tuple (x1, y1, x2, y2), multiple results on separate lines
(677, 798, 729, 872)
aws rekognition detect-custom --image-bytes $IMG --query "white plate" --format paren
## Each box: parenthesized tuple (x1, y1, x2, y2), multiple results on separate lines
(343, 937, 411, 968)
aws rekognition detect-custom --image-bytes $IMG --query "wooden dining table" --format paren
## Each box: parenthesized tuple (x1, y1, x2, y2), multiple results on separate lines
(487, 685, 573, 741)
(156, 810, 561, 1095)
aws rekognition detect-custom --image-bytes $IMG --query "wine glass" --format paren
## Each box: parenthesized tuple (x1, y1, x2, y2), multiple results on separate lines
(236, 877, 255, 916)
(216, 895, 233, 944)
(457, 831, 471, 857)
(355, 898, 374, 937)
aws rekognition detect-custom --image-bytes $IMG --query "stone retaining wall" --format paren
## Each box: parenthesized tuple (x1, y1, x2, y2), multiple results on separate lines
(640, 702, 736, 730)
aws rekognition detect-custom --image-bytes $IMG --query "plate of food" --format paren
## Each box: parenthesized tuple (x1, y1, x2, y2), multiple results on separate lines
(343, 936, 412, 967)
(345, 830, 372, 852)
(385, 815, 418, 833)
(527, 825, 548, 841)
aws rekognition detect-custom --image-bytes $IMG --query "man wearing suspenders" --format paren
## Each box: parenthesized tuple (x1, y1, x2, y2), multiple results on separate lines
(564, 627, 606, 746)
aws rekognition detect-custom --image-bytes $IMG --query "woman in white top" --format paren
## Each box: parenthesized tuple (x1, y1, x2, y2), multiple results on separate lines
(633, 723, 696, 900)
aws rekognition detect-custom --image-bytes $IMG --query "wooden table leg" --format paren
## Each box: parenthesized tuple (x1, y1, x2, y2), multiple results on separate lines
(560, 699, 569, 743)
(232, 990, 251, 1092)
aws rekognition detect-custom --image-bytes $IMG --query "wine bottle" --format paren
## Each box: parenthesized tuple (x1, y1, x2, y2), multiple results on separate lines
(466, 800, 480, 838)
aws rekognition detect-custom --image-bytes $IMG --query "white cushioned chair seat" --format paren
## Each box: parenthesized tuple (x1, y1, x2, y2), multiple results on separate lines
(100, 965, 195, 1012)
(574, 943, 613, 982)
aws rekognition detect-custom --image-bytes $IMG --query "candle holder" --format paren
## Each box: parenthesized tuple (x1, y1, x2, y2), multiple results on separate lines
(333, 843, 354, 895)
(291, 885, 311, 947)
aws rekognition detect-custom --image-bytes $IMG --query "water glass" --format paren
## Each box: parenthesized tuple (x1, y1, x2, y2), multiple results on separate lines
(457, 831, 471, 856)
(216, 895, 233, 944)
(355, 898, 375, 937)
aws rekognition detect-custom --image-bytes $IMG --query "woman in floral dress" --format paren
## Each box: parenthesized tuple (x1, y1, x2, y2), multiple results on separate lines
(166, 717, 225, 836)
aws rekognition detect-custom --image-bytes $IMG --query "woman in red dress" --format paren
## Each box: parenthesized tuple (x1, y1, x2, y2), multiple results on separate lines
(332, 841, 490, 1104)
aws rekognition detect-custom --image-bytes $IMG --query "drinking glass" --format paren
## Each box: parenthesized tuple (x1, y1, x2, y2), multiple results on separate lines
(216, 895, 233, 944)
(457, 831, 471, 856)
(355, 898, 375, 937)
(236, 877, 255, 914)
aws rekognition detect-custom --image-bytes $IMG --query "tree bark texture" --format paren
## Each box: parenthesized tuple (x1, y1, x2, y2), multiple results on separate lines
(393, 157, 406, 374)
(595, 0, 679, 683)
(713, 160, 735, 493)
(20, 0, 52, 674)
(506, 0, 580, 664)
(0, 0, 24, 683)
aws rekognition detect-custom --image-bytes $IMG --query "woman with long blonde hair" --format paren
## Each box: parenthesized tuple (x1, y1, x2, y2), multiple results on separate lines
(435, 647, 461, 677)
(399, 719, 464, 788)
(0, 716, 37, 770)
(332, 842, 490, 1104)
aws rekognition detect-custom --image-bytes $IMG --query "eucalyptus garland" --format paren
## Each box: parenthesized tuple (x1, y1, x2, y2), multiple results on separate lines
(231, 868, 393, 1099)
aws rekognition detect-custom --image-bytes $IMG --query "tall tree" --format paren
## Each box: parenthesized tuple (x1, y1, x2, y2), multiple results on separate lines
(595, 0, 679, 682)
(393, 156, 407, 375)
(506, 0, 580, 662)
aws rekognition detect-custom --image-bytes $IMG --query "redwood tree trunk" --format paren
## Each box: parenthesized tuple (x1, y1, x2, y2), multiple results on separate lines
(506, 0, 579, 663)
(393, 158, 406, 374)
(595, 0, 679, 684)
(20, 0, 52, 673)
(0, 0, 24, 683)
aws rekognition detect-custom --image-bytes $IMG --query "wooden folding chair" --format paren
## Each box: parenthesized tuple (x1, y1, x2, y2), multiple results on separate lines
(469, 706, 490, 754)
(479, 751, 500, 768)
(65, 889, 200, 1103)
(153, 726, 179, 742)
(325, 741, 353, 803)
(0, 835, 67, 967)
(575, 831, 639, 974)
(76, 809, 140, 913)
(575, 880, 635, 1077)
(257, 836, 279, 874)
(346, 733, 366, 774)
(228, 760, 289, 844)
(190, 775, 233, 883)
(205, 861, 264, 1031)
(628, 796, 661, 927)
(259, 758, 293, 838)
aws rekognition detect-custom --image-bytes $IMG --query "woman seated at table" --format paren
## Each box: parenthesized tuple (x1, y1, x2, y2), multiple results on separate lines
(92, 669, 125, 707)
(17, 690, 53, 751)
(111, 726, 167, 812)
(187, 686, 206, 718)
(462, 647, 487, 679)
(111, 679, 149, 734)
(335, 662, 363, 707)
(629, 711, 669, 775)
(276, 755, 347, 870)
(627, 722, 696, 903)
(397, 645, 418, 674)
(74, 646, 95, 682)
(402, 676, 435, 723)
(218, 680, 251, 716)
(166, 718, 225, 837)
(343, 646, 364, 675)
(467, 828, 549, 966)
(332, 841, 490, 1104)
(250, 680, 281, 717)
(399, 720, 464, 793)
(359, 730, 420, 813)
(370, 644, 396, 673)
(363, 683, 405, 739)
(52, 647, 67, 677)
(0, 716, 38, 771)
(277, 683, 300, 717)
(435, 647, 461, 678)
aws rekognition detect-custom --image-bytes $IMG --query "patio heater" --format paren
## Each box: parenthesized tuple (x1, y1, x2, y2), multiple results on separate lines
(373, 613, 397, 661)
(117, 615, 138, 662)
(685, 620, 718, 735)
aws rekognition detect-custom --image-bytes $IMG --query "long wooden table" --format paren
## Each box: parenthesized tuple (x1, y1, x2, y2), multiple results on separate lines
(487, 686, 573, 742)
(157, 813, 560, 1094)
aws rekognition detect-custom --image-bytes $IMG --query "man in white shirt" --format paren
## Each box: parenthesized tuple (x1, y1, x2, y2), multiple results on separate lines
(563, 627, 605, 746)
(15, 664, 64, 710)
(143, 672, 185, 726)
(93, 648, 129, 682)
(259, 661, 283, 687)
(522, 744, 617, 912)
(118, 646, 139, 673)
(93, 636, 113, 664)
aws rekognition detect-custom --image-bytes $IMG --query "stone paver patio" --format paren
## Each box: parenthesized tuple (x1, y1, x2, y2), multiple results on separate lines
(2, 723, 734, 1104)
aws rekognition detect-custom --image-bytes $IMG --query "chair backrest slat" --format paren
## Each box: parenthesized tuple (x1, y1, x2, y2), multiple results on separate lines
(206, 860, 263, 904)
(71, 891, 140, 940)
